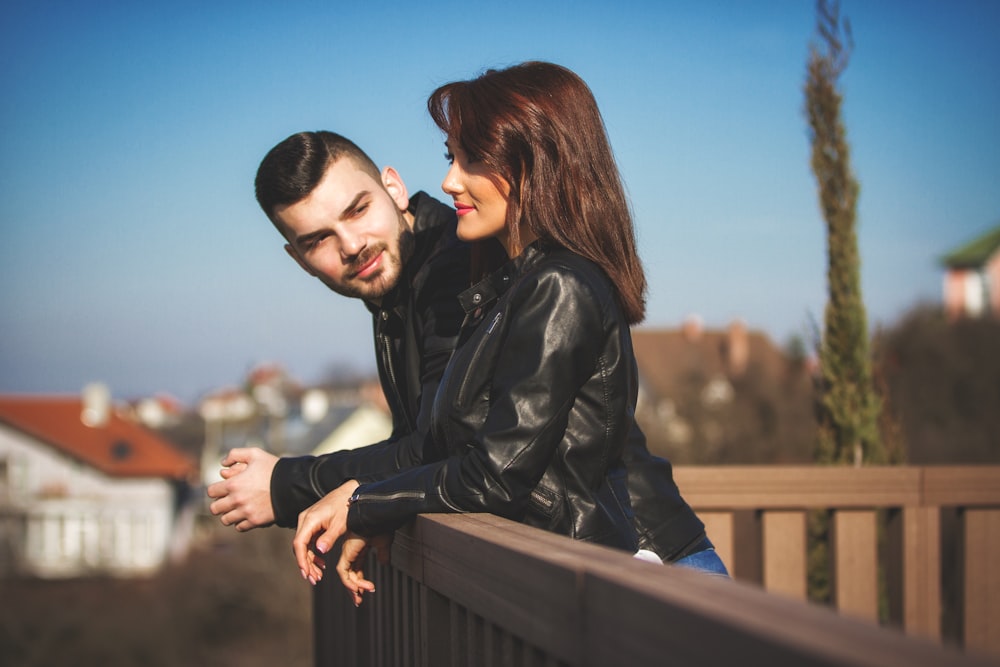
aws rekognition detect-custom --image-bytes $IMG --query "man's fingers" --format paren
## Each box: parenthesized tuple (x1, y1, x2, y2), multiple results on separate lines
(205, 480, 226, 499)
(221, 509, 246, 527)
(220, 447, 252, 467)
(235, 519, 259, 532)
(219, 466, 240, 480)
(208, 496, 232, 516)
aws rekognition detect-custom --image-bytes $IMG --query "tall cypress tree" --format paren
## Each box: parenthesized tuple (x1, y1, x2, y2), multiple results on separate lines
(805, 0, 883, 466)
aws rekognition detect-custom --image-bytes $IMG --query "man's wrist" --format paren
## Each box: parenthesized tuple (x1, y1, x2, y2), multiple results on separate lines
(269, 455, 320, 528)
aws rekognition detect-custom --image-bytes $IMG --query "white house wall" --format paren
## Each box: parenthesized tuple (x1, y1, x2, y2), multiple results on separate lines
(0, 423, 177, 578)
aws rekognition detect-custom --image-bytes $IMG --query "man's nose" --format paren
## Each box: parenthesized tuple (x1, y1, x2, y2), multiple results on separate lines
(339, 228, 366, 259)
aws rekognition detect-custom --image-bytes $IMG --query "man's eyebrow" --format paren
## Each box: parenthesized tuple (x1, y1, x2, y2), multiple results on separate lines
(339, 190, 370, 219)
(292, 190, 371, 247)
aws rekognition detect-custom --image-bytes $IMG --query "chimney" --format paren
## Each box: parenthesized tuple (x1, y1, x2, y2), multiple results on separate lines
(681, 314, 703, 342)
(81, 382, 111, 428)
(725, 320, 749, 377)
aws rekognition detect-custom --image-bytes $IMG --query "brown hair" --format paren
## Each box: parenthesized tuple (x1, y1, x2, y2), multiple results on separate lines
(428, 61, 646, 324)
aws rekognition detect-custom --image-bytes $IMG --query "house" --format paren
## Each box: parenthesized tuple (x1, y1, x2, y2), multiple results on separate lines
(0, 386, 197, 579)
(198, 377, 393, 485)
(941, 224, 1000, 320)
(631, 319, 816, 463)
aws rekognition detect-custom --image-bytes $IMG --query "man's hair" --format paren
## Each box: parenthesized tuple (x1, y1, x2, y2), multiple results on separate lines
(428, 61, 646, 324)
(255, 131, 382, 231)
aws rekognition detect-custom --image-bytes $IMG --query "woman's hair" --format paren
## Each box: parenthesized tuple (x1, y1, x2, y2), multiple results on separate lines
(428, 61, 646, 324)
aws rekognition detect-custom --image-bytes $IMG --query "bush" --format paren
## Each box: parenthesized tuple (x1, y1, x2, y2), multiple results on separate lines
(0, 519, 312, 667)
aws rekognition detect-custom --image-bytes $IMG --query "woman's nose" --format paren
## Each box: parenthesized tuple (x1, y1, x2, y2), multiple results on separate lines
(441, 164, 462, 196)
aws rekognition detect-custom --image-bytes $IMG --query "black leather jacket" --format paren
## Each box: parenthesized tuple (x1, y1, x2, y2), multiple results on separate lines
(348, 244, 673, 552)
(273, 200, 704, 560)
(269, 192, 469, 527)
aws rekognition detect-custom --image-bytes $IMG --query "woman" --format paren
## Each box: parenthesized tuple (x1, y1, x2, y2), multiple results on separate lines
(293, 62, 725, 603)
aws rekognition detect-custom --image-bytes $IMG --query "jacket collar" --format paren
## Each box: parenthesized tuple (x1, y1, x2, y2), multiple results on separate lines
(365, 191, 456, 322)
(457, 241, 549, 315)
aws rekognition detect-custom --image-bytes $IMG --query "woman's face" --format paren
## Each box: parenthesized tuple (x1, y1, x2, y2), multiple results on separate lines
(441, 140, 513, 255)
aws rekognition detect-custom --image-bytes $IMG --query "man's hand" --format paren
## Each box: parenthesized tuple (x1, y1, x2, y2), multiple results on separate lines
(292, 480, 360, 584)
(206, 447, 279, 531)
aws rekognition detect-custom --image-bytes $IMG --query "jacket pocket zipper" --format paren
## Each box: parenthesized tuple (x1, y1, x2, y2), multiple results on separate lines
(456, 311, 503, 404)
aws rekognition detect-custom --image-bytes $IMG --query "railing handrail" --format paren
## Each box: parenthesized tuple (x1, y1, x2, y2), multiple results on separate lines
(314, 465, 1000, 666)
(673, 464, 1000, 508)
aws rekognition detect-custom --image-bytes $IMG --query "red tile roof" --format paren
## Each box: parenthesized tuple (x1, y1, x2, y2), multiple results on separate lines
(0, 395, 197, 480)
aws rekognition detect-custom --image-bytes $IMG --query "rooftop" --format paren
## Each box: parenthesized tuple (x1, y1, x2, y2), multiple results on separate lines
(0, 394, 197, 480)
(940, 223, 1000, 268)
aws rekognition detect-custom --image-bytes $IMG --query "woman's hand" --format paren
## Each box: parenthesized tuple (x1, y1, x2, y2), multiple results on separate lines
(292, 480, 360, 584)
(338, 533, 393, 607)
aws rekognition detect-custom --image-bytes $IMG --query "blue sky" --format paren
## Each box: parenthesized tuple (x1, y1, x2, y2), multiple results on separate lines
(1, 0, 998, 403)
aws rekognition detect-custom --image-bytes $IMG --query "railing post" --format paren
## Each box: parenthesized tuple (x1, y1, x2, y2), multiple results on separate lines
(313, 468, 1000, 664)
(699, 510, 735, 575)
(901, 505, 941, 640)
(421, 584, 452, 666)
(964, 508, 1000, 656)
(761, 510, 807, 600)
(832, 509, 879, 622)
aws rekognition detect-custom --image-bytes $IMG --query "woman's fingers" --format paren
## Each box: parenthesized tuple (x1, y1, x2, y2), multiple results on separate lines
(338, 535, 377, 606)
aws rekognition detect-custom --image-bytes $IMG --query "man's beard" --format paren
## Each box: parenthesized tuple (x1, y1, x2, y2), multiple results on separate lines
(319, 221, 415, 302)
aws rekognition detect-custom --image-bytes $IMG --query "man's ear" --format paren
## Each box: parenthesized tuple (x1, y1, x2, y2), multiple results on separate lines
(284, 243, 316, 276)
(382, 166, 410, 212)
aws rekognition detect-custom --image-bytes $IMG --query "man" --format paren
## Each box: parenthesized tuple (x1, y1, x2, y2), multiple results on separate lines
(208, 130, 469, 531)
(208, 131, 708, 564)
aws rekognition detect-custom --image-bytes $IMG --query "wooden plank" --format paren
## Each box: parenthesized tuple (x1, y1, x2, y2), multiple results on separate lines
(675, 466, 922, 509)
(415, 514, 585, 665)
(762, 510, 807, 600)
(902, 506, 941, 641)
(422, 585, 451, 667)
(699, 511, 735, 575)
(581, 548, 989, 667)
(832, 510, 879, 623)
(964, 509, 1000, 657)
(313, 465, 1000, 667)
(322, 512, 1000, 667)
(922, 467, 1000, 507)
(449, 601, 466, 667)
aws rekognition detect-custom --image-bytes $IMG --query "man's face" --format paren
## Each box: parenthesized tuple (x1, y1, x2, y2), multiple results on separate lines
(275, 158, 413, 303)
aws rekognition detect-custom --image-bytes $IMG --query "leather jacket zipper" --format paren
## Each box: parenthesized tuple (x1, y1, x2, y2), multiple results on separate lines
(378, 316, 414, 432)
(456, 311, 503, 404)
(351, 489, 426, 504)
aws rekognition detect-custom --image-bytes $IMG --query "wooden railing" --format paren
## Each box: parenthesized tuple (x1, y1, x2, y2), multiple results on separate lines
(313, 465, 1000, 666)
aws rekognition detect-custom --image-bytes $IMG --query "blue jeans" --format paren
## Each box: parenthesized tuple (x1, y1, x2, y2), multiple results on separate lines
(673, 547, 730, 577)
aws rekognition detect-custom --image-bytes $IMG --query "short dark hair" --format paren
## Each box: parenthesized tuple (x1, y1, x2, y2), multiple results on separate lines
(254, 131, 381, 229)
(428, 62, 646, 324)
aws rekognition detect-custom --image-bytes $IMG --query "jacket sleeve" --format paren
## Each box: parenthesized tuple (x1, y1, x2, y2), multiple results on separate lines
(346, 266, 615, 537)
(268, 253, 463, 528)
(270, 434, 427, 528)
(620, 423, 705, 559)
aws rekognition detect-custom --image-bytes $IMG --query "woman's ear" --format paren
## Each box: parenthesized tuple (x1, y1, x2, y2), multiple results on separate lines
(381, 166, 410, 212)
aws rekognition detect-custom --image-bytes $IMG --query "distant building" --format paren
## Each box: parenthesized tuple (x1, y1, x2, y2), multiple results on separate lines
(292, 381, 389, 456)
(197, 375, 393, 485)
(0, 387, 197, 578)
(631, 319, 816, 463)
(941, 224, 1000, 320)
